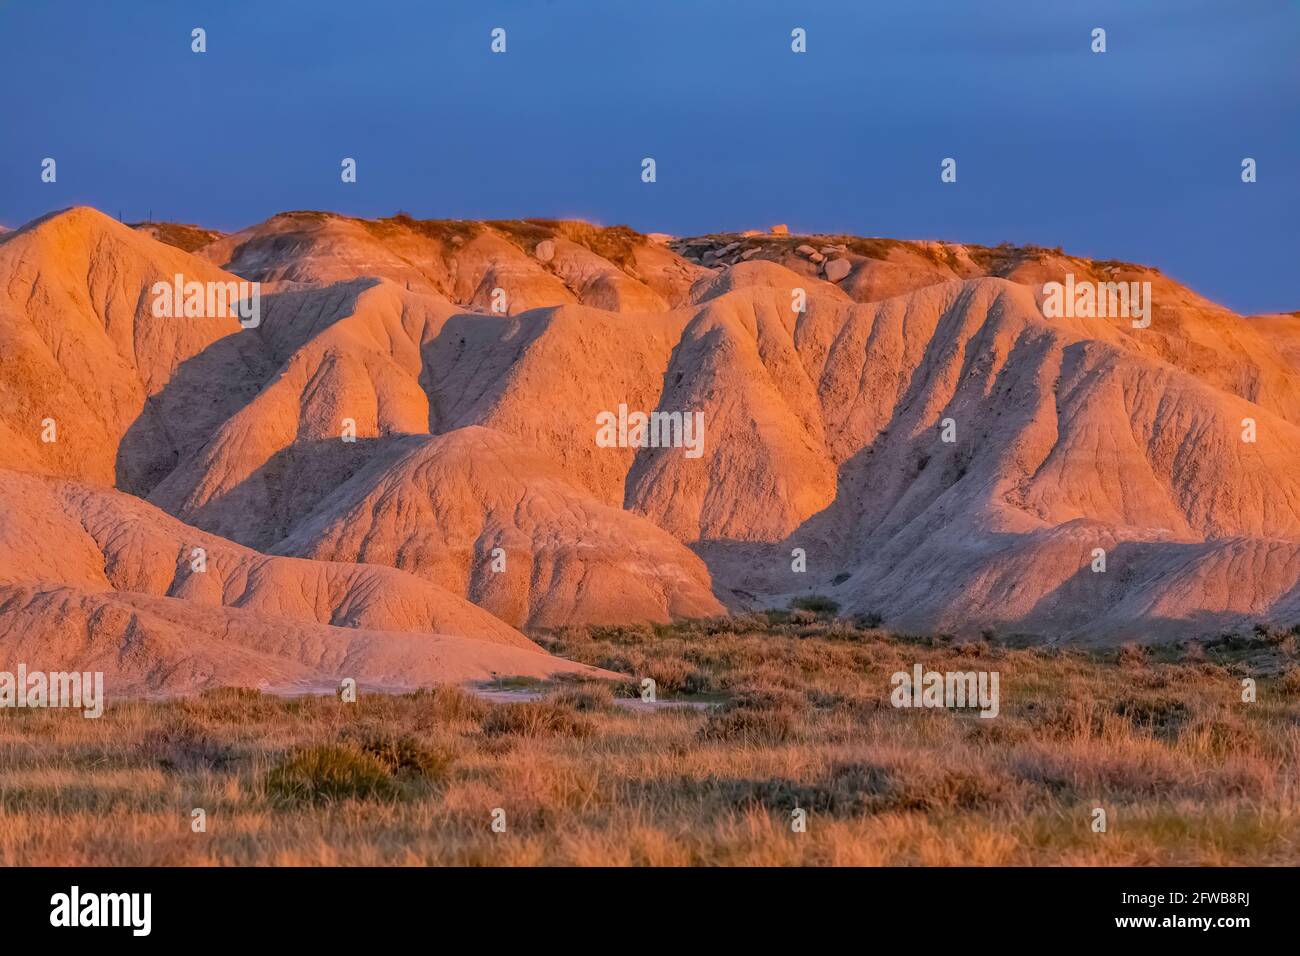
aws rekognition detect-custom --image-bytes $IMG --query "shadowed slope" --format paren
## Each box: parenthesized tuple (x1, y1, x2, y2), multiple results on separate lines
(0, 467, 619, 692)
(0, 469, 533, 648)
(0, 585, 602, 695)
(0, 207, 266, 491)
(273, 427, 724, 628)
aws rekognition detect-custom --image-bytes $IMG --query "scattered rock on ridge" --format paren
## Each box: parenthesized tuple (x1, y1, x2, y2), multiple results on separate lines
(824, 257, 852, 282)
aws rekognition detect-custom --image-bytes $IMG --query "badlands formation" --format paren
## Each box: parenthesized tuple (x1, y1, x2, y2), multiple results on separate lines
(0, 206, 1297, 691)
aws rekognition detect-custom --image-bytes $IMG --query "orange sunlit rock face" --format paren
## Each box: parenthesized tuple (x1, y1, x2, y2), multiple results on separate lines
(1, 206, 1297, 691)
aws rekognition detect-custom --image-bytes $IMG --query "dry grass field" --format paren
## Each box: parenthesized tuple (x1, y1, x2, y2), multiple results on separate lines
(3, 613, 1299, 866)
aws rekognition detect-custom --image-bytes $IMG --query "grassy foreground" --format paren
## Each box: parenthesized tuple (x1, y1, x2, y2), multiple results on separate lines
(2, 615, 1298, 865)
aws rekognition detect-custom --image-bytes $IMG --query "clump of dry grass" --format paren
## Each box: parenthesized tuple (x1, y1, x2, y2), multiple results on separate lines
(179, 686, 282, 723)
(480, 699, 594, 739)
(140, 718, 235, 772)
(1278, 666, 1300, 696)
(700, 705, 796, 745)
(1117, 642, 1150, 666)
(699, 688, 803, 745)
(551, 683, 616, 712)
(1, 619, 1298, 865)
(401, 686, 491, 725)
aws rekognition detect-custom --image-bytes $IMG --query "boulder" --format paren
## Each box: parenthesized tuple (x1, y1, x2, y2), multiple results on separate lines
(824, 258, 852, 282)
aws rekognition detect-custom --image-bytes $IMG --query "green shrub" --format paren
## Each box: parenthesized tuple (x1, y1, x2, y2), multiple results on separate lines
(264, 744, 397, 805)
(790, 595, 841, 616)
(349, 733, 453, 780)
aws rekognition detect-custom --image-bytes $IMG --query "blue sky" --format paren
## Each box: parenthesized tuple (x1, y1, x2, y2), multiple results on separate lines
(1, 0, 1297, 312)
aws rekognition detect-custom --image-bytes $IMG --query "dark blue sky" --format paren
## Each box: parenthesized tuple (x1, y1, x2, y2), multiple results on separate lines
(2, 0, 1297, 312)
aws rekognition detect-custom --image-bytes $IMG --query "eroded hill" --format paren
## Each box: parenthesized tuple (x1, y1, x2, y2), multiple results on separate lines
(1, 206, 1297, 695)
